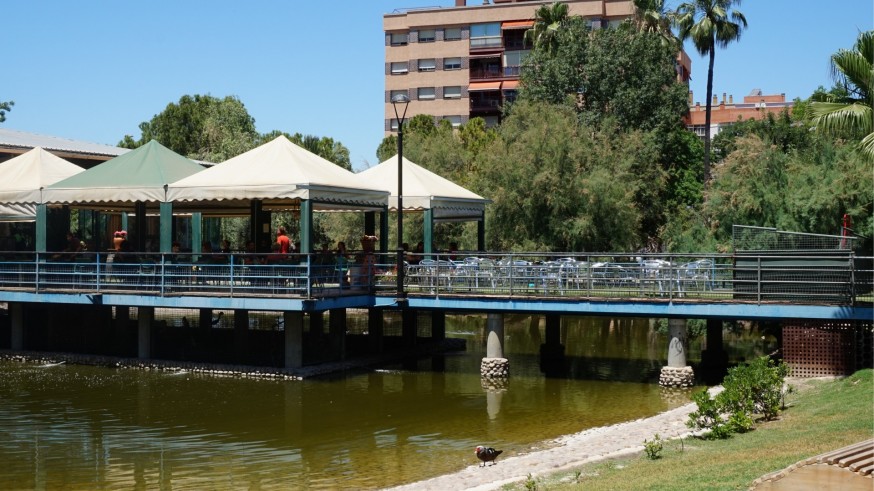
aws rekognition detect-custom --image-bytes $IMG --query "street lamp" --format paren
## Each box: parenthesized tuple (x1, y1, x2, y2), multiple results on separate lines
(391, 93, 410, 299)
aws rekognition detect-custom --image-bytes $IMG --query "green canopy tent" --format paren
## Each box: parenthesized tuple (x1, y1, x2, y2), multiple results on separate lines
(42, 140, 205, 253)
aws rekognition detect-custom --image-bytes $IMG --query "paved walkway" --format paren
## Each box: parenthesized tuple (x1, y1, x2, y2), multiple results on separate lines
(386, 387, 720, 491)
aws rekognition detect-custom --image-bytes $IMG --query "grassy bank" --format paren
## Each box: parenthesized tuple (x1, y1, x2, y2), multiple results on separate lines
(506, 369, 873, 491)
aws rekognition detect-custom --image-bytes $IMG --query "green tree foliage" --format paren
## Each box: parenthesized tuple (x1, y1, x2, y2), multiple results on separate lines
(633, 0, 679, 49)
(120, 94, 258, 162)
(524, 1, 570, 53)
(810, 30, 873, 161)
(675, 0, 748, 182)
(521, 21, 689, 133)
(477, 101, 644, 251)
(376, 134, 397, 162)
(0, 99, 13, 123)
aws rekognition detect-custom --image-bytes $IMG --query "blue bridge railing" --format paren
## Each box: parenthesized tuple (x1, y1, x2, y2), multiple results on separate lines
(0, 251, 870, 306)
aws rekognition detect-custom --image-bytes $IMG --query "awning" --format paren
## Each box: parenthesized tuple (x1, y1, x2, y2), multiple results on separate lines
(468, 52, 502, 59)
(502, 80, 519, 90)
(502, 20, 534, 30)
(468, 81, 502, 91)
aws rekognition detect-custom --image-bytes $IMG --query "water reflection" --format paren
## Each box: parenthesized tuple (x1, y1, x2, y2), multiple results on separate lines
(0, 315, 774, 489)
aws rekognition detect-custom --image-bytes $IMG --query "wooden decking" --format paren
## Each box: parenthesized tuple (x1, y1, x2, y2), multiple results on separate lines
(750, 439, 873, 490)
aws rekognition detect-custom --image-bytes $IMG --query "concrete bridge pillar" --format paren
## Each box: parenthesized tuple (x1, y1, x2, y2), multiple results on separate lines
(431, 311, 446, 341)
(482, 313, 509, 384)
(234, 310, 249, 364)
(368, 308, 384, 353)
(540, 314, 566, 377)
(660, 318, 694, 388)
(10, 302, 23, 350)
(137, 307, 154, 359)
(284, 311, 303, 369)
(329, 308, 346, 361)
(402, 308, 417, 347)
(700, 319, 729, 384)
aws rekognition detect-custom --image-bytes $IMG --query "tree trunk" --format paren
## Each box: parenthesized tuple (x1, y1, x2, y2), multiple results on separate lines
(704, 45, 715, 182)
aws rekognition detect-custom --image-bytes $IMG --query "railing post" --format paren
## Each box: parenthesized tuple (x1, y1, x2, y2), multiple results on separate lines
(229, 255, 235, 297)
(756, 256, 762, 304)
(35, 252, 40, 292)
(159, 254, 165, 296)
(96, 253, 101, 292)
(306, 255, 312, 298)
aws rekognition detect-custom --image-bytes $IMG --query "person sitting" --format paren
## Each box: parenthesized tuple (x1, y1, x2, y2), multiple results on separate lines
(266, 242, 285, 264)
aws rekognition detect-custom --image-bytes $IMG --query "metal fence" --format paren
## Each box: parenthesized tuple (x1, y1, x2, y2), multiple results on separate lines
(733, 225, 857, 252)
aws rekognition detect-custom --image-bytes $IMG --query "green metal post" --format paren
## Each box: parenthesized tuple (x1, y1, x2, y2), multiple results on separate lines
(424, 208, 434, 256)
(159, 202, 173, 253)
(36, 204, 47, 253)
(299, 200, 312, 254)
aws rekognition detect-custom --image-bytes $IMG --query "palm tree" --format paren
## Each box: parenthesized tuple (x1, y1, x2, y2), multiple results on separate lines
(811, 30, 873, 161)
(524, 2, 570, 53)
(675, 0, 747, 182)
(633, 0, 679, 49)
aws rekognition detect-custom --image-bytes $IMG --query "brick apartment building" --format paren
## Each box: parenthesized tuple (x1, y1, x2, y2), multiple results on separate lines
(384, 0, 692, 133)
(687, 89, 795, 140)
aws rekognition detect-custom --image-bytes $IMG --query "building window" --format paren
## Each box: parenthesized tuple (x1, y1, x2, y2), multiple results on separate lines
(443, 86, 462, 99)
(444, 115, 463, 128)
(470, 23, 502, 48)
(443, 57, 462, 70)
(483, 115, 500, 127)
(418, 87, 436, 100)
(444, 27, 462, 41)
(418, 58, 436, 72)
(390, 62, 408, 75)
(390, 32, 408, 46)
(503, 50, 529, 76)
(418, 29, 436, 43)
(390, 119, 400, 131)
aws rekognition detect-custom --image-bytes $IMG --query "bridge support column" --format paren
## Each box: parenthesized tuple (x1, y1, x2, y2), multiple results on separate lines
(138, 307, 154, 360)
(368, 308, 383, 354)
(199, 309, 213, 329)
(540, 314, 566, 377)
(402, 308, 417, 347)
(329, 308, 346, 361)
(660, 318, 694, 388)
(482, 313, 509, 387)
(431, 311, 445, 341)
(234, 310, 249, 364)
(10, 302, 23, 350)
(700, 319, 729, 384)
(284, 311, 303, 369)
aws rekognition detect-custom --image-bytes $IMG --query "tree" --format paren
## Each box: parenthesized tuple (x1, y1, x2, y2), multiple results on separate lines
(120, 94, 258, 162)
(633, 0, 679, 49)
(810, 30, 873, 161)
(675, 0, 748, 182)
(524, 2, 570, 53)
(0, 100, 13, 123)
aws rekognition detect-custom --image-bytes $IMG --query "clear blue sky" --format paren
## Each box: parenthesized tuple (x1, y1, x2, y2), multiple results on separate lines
(3, 1, 872, 170)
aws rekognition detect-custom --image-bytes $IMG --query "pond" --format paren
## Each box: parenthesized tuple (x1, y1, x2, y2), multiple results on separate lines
(0, 315, 774, 489)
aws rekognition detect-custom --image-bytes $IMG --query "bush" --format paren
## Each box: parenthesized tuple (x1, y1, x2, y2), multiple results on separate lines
(687, 356, 789, 438)
(643, 434, 664, 459)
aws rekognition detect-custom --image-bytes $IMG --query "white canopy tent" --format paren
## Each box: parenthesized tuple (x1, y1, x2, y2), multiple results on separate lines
(168, 136, 388, 212)
(358, 154, 489, 221)
(0, 147, 84, 221)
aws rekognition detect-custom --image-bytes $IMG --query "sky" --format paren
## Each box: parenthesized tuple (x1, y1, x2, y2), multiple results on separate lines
(3, 1, 872, 171)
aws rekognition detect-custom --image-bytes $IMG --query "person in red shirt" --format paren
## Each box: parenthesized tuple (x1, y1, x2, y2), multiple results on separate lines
(276, 226, 291, 254)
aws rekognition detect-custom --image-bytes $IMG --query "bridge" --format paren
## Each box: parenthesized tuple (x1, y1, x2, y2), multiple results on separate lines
(1, 250, 871, 379)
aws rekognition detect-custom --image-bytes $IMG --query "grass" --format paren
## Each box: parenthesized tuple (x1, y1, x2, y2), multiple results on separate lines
(502, 369, 873, 491)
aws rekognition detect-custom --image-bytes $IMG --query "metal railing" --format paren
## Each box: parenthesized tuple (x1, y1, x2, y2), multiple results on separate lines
(0, 251, 870, 305)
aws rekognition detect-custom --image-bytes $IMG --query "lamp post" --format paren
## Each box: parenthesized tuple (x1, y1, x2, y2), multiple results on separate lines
(391, 93, 410, 300)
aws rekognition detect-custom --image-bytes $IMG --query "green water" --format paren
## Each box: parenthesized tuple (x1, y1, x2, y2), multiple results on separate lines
(0, 316, 775, 489)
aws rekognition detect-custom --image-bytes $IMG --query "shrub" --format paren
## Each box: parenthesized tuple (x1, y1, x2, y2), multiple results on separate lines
(687, 356, 789, 438)
(643, 434, 664, 459)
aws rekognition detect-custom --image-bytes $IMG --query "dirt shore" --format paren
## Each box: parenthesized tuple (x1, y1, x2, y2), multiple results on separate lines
(385, 387, 722, 491)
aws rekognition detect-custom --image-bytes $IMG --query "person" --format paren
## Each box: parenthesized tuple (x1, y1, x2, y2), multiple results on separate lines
(169, 242, 183, 263)
(112, 231, 126, 252)
(220, 239, 231, 254)
(448, 241, 459, 261)
(243, 241, 259, 264)
(266, 242, 285, 264)
(276, 227, 291, 254)
(335, 241, 350, 286)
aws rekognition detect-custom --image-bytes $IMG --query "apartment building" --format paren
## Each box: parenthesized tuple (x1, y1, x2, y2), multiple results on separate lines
(384, 0, 642, 133)
(687, 89, 795, 140)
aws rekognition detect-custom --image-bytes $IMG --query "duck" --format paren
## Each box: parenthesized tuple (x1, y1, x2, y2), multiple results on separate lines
(475, 445, 503, 467)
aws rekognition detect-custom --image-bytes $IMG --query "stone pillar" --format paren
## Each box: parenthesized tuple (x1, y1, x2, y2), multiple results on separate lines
(660, 318, 694, 388)
(284, 311, 303, 369)
(199, 309, 212, 329)
(138, 307, 154, 359)
(329, 308, 346, 361)
(10, 302, 23, 350)
(482, 313, 509, 381)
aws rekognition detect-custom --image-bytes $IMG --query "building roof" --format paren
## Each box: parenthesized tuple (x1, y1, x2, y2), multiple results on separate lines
(0, 128, 129, 159)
